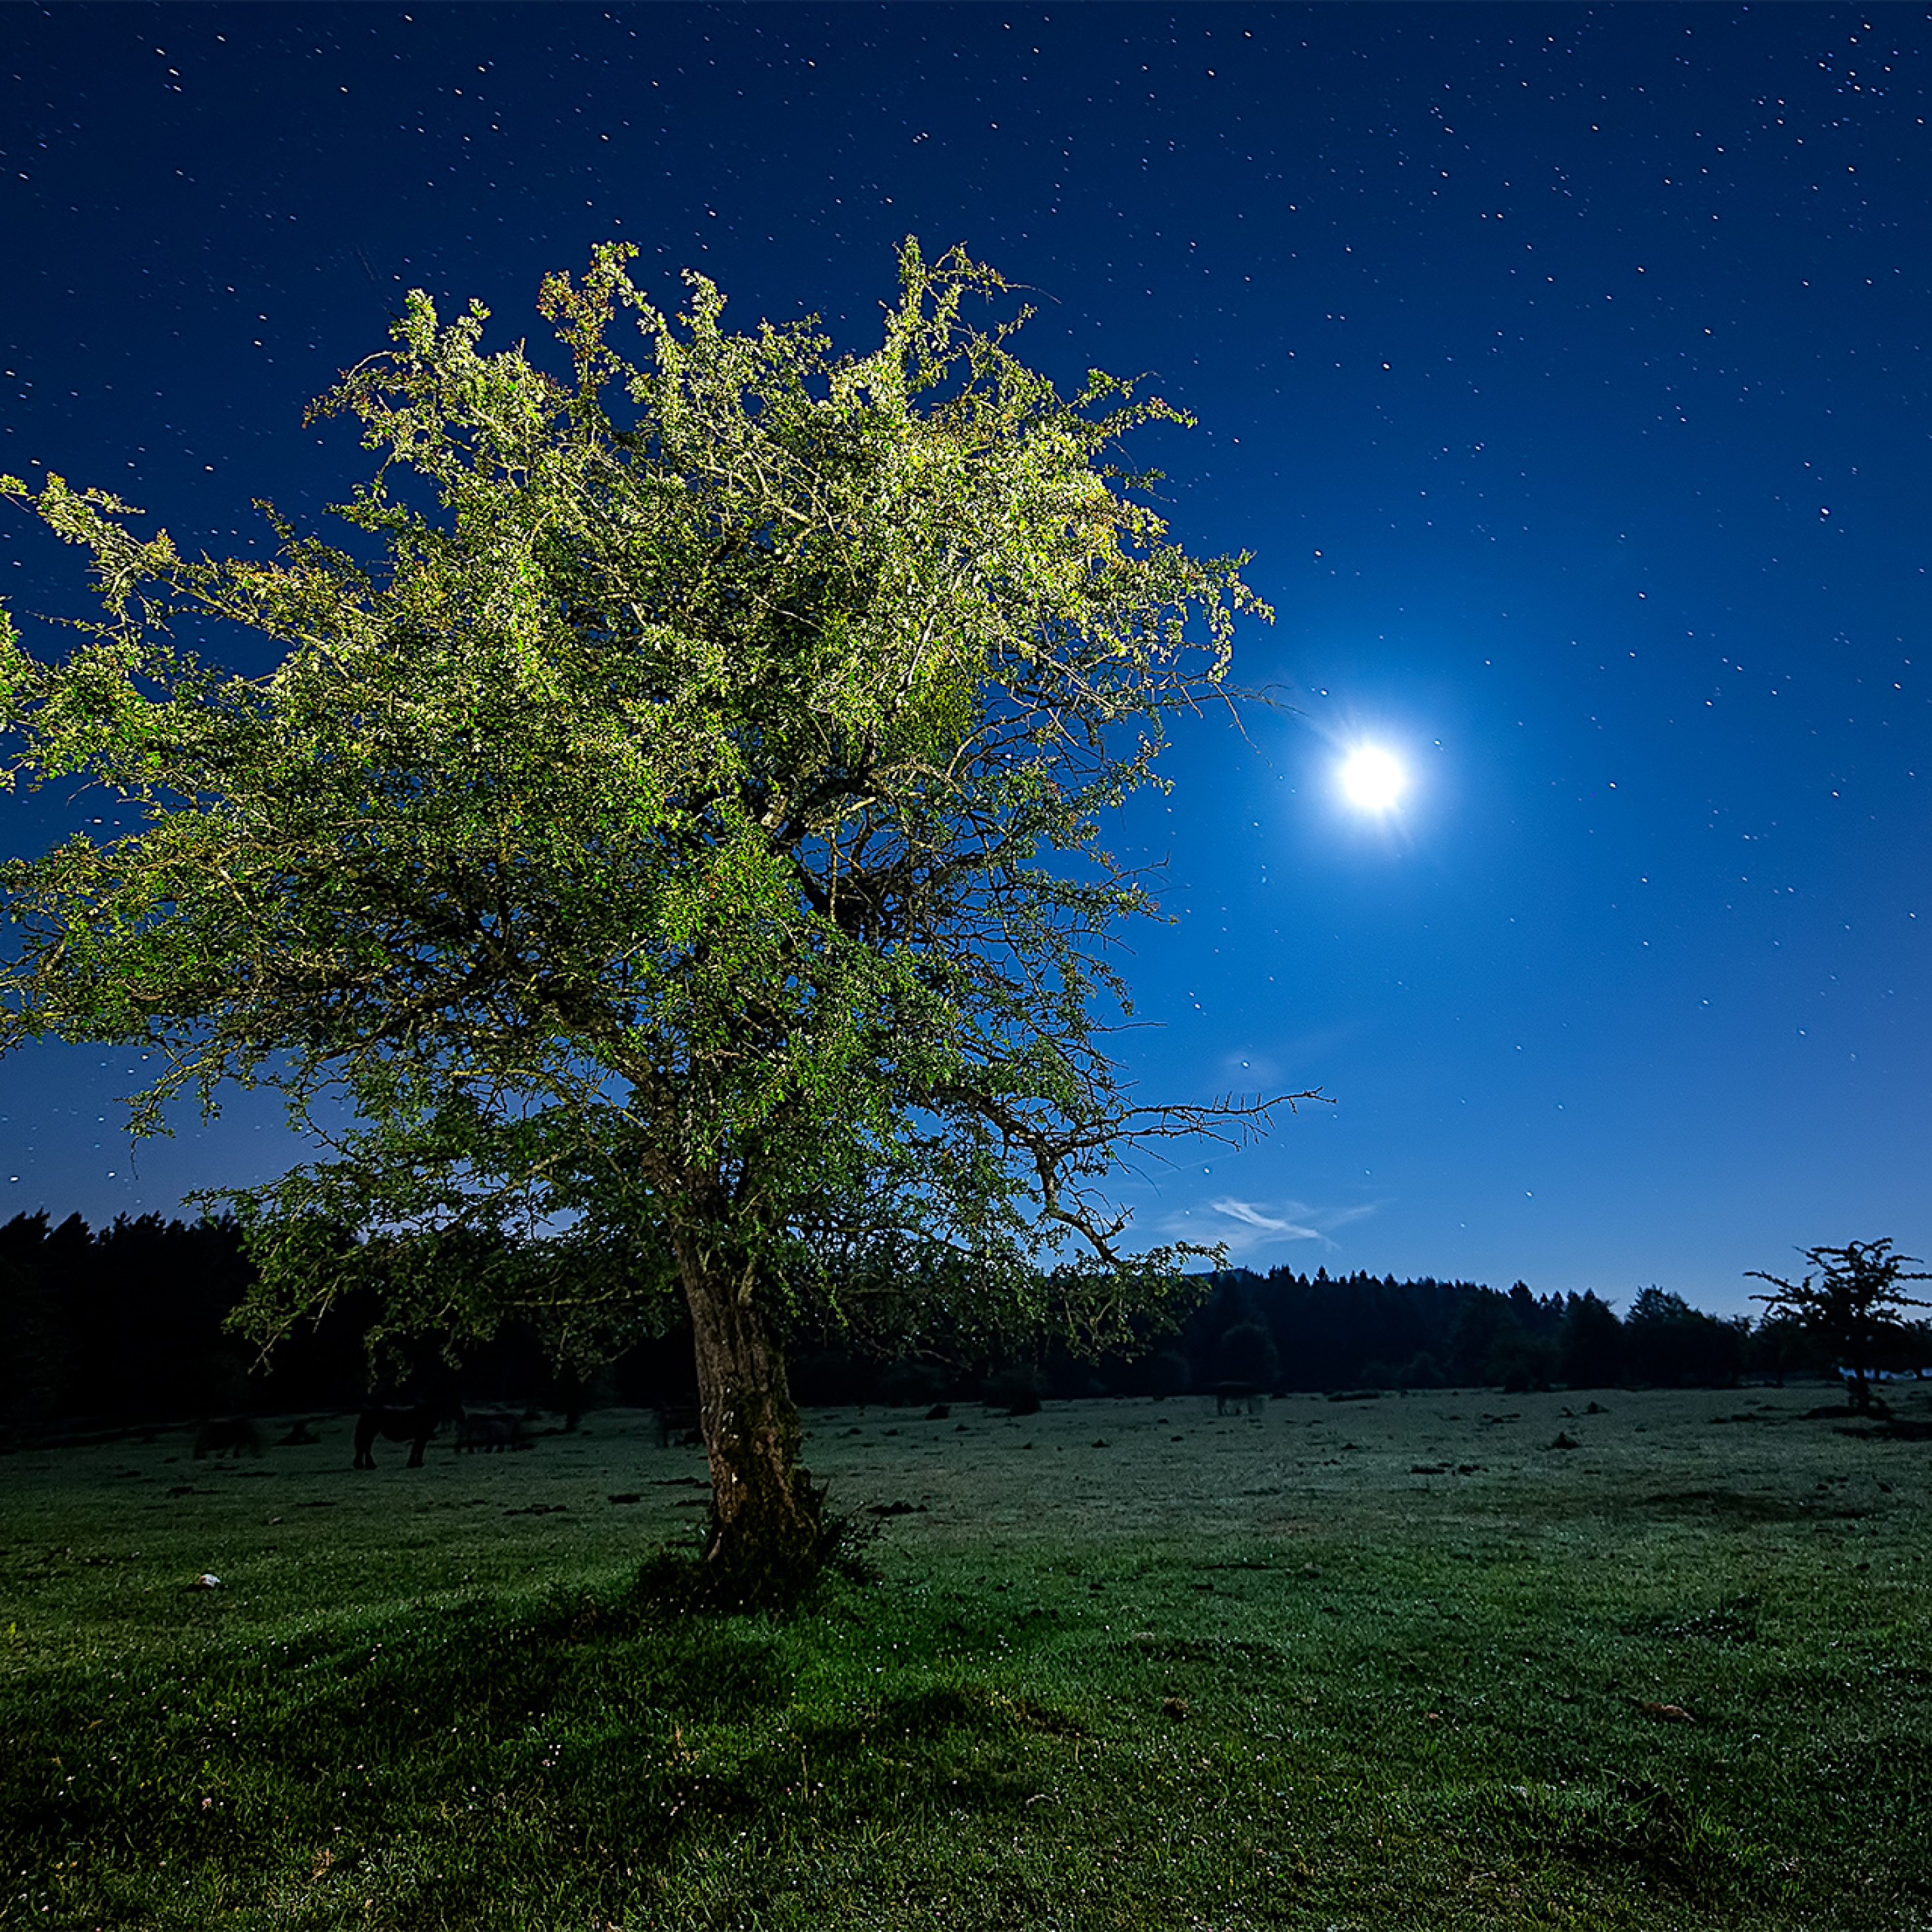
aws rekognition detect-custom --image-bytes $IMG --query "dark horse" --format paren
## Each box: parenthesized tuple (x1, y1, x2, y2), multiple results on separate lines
(353, 1396, 464, 1469)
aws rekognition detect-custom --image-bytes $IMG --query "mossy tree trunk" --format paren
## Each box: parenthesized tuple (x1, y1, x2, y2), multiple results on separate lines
(673, 1221, 824, 1591)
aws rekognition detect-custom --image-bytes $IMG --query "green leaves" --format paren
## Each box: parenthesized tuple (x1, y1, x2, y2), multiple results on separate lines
(1, 239, 1290, 1364)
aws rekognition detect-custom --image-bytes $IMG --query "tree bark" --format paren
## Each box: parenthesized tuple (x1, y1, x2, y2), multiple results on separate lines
(675, 1230, 824, 1589)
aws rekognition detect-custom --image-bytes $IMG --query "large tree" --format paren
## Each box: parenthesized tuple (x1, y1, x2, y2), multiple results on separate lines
(1, 242, 1293, 1589)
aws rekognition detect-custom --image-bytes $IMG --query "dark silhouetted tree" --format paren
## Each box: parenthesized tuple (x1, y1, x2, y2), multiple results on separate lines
(1622, 1287, 1746, 1388)
(1214, 1319, 1280, 1392)
(1447, 1287, 1520, 1386)
(0, 1212, 71, 1431)
(1747, 1239, 1932, 1411)
(1558, 1291, 1624, 1388)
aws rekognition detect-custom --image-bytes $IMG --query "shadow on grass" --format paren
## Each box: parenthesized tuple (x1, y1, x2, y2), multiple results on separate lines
(1431, 1778, 1771, 1898)
(1630, 1487, 1840, 1523)
(4, 1579, 789, 1844)
(0, 1548, 1094, 1927)
(1618, 1595, 1761, 1644)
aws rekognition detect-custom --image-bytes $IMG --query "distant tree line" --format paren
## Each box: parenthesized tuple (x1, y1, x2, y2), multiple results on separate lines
(1167, 1268, 1778, 1396)
(789, 1266, 1875, 1407)
(0, 1211, 665, 1436)
(3, 1212, 265, 1433)
(12, 1213, 1921, 1438)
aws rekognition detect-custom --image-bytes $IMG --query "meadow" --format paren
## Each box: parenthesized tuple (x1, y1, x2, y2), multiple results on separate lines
(3, 1383, 1928, 1930)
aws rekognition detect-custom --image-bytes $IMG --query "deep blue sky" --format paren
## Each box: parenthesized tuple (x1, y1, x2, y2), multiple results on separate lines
(3, 3, 1927, 1314)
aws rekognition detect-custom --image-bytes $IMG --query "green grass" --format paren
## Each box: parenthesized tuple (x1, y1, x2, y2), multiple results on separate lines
(5, 1385, 1930, 1928)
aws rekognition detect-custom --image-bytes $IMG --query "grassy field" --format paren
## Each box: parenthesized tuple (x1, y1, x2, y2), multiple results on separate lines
(3, 1383, 1929, 1929)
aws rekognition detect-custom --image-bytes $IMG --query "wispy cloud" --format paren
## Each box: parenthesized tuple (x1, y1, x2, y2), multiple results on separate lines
(1209, 1197, 1321, 1237)
(1156, 1194, 1379, 1259)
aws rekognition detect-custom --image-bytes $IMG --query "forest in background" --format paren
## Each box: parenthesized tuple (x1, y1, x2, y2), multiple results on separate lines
(0, 1209, 1910, 1439)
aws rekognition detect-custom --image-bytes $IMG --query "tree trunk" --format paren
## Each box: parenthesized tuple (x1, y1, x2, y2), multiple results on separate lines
(676, 1233, 824, 1591)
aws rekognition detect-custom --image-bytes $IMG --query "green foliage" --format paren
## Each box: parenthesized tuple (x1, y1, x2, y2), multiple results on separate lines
(1, 241, 1289, 1379)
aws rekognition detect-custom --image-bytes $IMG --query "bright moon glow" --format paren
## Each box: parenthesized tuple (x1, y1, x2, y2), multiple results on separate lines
(1340, 747, 1406, 811)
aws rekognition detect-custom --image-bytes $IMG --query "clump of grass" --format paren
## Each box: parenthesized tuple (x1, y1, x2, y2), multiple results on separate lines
(629, 1498, 887, 1618)
(1433, 1778, 1768, 1895)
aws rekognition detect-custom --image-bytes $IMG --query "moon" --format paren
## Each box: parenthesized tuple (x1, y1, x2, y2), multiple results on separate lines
(1340, 745, 1406, 811)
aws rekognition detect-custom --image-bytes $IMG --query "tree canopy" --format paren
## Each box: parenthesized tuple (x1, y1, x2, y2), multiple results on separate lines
(1, 241, 1293, 1589)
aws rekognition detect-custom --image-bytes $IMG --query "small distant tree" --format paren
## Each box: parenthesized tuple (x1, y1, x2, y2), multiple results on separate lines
(1747, 1240, 1932, 1411)
(1742, 1307, 1818, 1388)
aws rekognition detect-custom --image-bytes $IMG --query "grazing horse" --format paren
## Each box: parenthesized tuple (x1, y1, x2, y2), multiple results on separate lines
(353, 1397, 463, 1469)
(1212, 1380, 1265, 1415)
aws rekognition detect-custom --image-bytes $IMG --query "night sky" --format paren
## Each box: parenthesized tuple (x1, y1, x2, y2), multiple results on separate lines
(3, 3, 1927, 1315)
